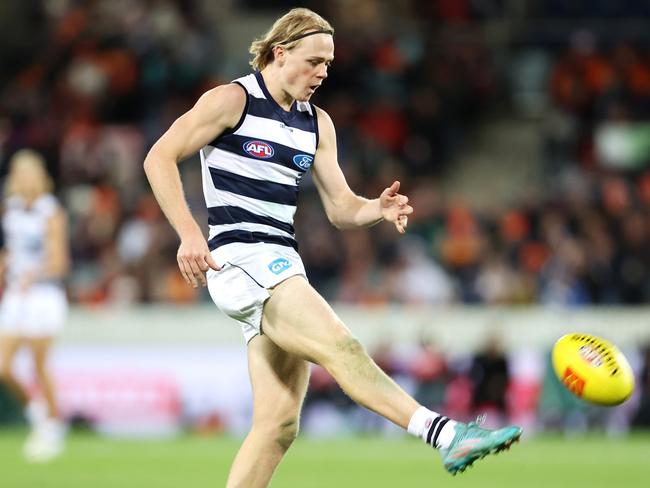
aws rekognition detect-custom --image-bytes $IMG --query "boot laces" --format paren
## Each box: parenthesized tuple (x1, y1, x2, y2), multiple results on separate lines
(468, 413, 487, 428)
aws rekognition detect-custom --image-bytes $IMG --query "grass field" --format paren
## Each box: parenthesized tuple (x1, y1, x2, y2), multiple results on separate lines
(0, 429, 648, 487)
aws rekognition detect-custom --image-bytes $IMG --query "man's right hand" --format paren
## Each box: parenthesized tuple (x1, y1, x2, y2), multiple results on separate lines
(176, 231, 220, 288)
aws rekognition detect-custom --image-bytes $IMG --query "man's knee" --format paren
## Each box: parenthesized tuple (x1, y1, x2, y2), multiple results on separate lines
(335, 335, 364, 356)
(328, 324, 366, 359)
(254, 417, 299, 452)
(312, 327, 367, 368)
(274, 418, 299, 452)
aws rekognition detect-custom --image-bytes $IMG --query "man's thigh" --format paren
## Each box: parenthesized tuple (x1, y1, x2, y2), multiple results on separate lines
(261, 276, 355, 364)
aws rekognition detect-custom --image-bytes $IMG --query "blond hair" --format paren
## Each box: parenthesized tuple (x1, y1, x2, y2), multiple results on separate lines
(5, 149, 54, 198)
(249, 8, 334, 71)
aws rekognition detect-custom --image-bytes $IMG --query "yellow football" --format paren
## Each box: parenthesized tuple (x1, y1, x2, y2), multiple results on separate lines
(552, 333, 634, 406)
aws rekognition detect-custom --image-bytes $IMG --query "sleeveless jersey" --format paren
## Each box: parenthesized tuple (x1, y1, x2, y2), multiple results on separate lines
(2, 194, 60, 285)
(200, 71, 319, 253)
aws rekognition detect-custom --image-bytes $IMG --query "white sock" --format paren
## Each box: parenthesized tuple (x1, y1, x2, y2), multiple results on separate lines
(407, 406, 458, 449)
(41, 418, 66, 441)
(25, 401, 48, 428)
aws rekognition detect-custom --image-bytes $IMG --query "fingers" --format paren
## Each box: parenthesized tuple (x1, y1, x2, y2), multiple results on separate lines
(382, 181, 409, 206)
(177, 250, 220, 288)
(177, 256, 196, 287)
(395, 212, 411, 234)
(382, 180, 400, 198)
(391, 203, 413, 234)
(380, 179, 413, 234)
(187, 258, 207, 287)
(177, 255, 205, 288)
(395, 215, 408, 234)
(206, 253, 221, 271)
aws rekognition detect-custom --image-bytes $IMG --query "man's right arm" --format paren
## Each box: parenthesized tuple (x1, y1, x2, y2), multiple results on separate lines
(143, 83, 246, 287)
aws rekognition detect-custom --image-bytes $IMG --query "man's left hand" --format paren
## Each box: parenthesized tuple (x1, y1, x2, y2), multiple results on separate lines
(379, 180, 413, 234)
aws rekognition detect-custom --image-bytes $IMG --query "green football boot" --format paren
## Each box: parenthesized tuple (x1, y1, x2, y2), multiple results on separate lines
(439, 417, 522, 475)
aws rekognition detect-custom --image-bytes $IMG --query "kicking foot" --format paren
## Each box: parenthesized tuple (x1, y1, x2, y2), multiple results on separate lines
(439, 416, 522, 475)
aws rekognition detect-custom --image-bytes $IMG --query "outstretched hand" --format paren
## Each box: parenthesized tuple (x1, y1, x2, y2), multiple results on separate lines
(380, 181, 413, 234)
(177, 231, 221, 288)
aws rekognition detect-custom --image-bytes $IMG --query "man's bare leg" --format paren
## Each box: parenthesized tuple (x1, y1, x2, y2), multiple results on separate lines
(262, 276, 522, 475)
(226, 333, 310, 488)
(262, 276, 419, 428)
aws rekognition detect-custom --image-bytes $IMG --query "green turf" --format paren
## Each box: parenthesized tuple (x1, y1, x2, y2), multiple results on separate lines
(0, 429, 648, 487)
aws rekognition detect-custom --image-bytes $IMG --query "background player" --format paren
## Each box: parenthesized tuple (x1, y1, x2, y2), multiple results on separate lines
(0, 149, 69, 462)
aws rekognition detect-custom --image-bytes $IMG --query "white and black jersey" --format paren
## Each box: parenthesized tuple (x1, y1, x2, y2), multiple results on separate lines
(1, 194, 68, 336)
(2, 194, 60, 286)
(200, 71, 319, 253)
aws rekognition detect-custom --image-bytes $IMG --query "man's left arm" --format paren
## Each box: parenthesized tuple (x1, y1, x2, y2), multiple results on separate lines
(311, 107, 413, 233)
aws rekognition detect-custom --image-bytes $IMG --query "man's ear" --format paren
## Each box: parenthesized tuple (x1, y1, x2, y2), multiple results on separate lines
(272, 45, 286, 66)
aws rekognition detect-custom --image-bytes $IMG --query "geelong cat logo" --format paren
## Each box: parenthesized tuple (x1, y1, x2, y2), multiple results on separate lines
(292, 154, 314, 170)
(268, 258, 292, 275)
(243, 140, 274, 159)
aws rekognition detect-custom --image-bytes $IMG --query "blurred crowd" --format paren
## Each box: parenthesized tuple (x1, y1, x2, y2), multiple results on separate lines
(0, 0, 649, 307)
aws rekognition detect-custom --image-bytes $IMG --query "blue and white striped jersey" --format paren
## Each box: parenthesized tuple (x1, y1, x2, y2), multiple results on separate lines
(200, 72, 319, 253)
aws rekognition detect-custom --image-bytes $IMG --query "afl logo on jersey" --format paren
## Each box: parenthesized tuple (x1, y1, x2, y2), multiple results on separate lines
(243, 140, 275, 159)
(292, 154, 314, 170)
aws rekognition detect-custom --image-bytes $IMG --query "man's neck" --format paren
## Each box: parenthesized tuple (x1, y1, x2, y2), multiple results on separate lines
(260, 68, 294, 111)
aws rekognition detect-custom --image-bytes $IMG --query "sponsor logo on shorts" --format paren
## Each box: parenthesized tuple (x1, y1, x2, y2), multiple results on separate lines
(268, 258, 292, 275)
(292, 154, 314, 170)
(243, 140, 274, 159)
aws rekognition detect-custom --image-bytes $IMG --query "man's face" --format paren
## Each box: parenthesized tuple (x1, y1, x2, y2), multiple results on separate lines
(278, 33, 334, 102)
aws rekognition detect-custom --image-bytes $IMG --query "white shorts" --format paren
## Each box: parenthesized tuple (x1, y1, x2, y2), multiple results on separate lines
(207, 242, 307, 343)
(0, 284, 68, 338)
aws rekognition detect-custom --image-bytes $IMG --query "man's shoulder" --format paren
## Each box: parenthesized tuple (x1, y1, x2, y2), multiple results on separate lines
(312, 105, 335, 127)
(201, 82, 247, 106)
(195, 83, 248, 125)
(312, 105, 335, 142)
